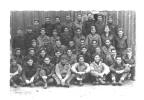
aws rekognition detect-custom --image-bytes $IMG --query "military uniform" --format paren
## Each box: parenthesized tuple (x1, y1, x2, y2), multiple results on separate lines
(86, 33, 102, 46)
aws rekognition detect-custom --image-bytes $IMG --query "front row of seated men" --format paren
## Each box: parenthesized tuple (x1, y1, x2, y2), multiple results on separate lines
(10, 47, 135, 89)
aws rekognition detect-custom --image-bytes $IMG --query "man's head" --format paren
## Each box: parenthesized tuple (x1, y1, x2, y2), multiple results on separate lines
(61, 55, 68, 64)
(67, 49, 72, 56)
(55, 50, 62, 57)
(87, 13, 93, 20)
(44, 56, 51, 64)
(111, 49, 117, 57)
(80, 39, 85, 45)
(11, 59, 17, 65)
(81, 46, 87, 54)
(26, 25, 33, 33)
(108, 16, 113, 24)
(104, 25, 110, 33)
(97, 15, 103, 22)
(95, 47, 101, 53)
(33, 19, 39, 25)
(91, 26, 96, 34)
(76, 28, 81, 35)
(64, 27, 69, 32)
(52, 29, 58, 36)
(40, 28, 46, 35)
(77, 14, 82, 21)
(55, 40, 61, 47)
(116, 56, 122, 64)
(16, 28, 23, 36)
(28, 48, 35, 56)
(78, 55, 85, 63)
(15, 48, 21, 56)
(126, 48, 132, 57)
(69, 40, 75, 47)
(94, 54, 101, 63)
(118, 28, 124, 38)
(66, 15, 71, 21)
(31, 39, 37, 47)
(40, 49, 46, 57)
(45, 17, 51, 23)
(105, 39, 111, 46)
(26, 58, 34, 66)
(55, 16, 60, 23)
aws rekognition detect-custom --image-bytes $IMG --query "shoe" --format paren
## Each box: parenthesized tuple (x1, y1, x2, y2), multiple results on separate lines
(79, 81, 84, 86)
(112, 81, 117, 86)
(92, 81, 99, 85)
(43, 83, 48, 89)
(30, 83, 35, 87)
(13, 84, 18, 88)
(118, 81, 123, 86)
(99, 80, 106, 85)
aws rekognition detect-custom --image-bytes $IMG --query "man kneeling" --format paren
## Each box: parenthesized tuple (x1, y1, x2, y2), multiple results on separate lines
(90, 54, 110, 85)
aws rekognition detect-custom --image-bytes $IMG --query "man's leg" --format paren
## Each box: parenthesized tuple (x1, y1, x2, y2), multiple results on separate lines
(52, 74, 61, 86)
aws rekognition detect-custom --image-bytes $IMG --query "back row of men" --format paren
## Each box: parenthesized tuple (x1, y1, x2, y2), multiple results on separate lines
(10, 13, 135, 88)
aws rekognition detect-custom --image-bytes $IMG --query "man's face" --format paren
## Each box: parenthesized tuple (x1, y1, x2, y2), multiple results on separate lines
(94, 55, 100, 62)
(32, 41, 37, 47)
(29, 50, 35, 56)
(77, 15, 82, 21)
(66, 16, 71, 21)
(61, 59, 67, 64)
(105, 40, 111, 46)
(56, 41, 61, 47)
(111, 50, 117, 57)
(108, 17, 113, 23)
(69, 41, 74, 47)
(27, 59, 33, 66)
(16, 50, 21, 55)
(40, 50, 46, 57)
(81, 48, 87, 53)
(55, 18, 60, 23)
(52, 30, 58, 36)
(104, 26, 110, 33)
(44, 57, 50, 64)
(27, 29, 33, 33)
(55, 52, 61, 57)
(91, 28, 96, 34)
(67, 50, 72, 56)
(17, 29, 23, 36)
(64, 28, 69, 32)
(45, 17, 51, 23)
(116, 57, 122, 64)
(97, 15, 103, 22)
(118, 31, 123, 38)
(11, 60, 17, 65)
(79, 57, 84, 63)
(88, 14, 93, 20)
(96, 47, 101, 53)
(76, 29, 81, 35)
(33, 20, 39, 25)
(40, 30, 46, 35)
(127, 51, 132, 57)
(80, 40, 85, 45)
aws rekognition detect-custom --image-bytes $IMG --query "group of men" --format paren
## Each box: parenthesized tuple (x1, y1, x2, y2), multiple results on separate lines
(10, 12, 135, 89)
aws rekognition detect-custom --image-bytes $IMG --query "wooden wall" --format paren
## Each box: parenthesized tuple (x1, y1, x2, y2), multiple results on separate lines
(10, 11, 136, 54)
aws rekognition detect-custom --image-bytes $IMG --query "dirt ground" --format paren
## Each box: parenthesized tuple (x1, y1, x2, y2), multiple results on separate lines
(10, 81, 136, 99)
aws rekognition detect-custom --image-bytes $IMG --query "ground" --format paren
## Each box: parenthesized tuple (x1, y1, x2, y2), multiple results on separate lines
(10, 81, 136, 100)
